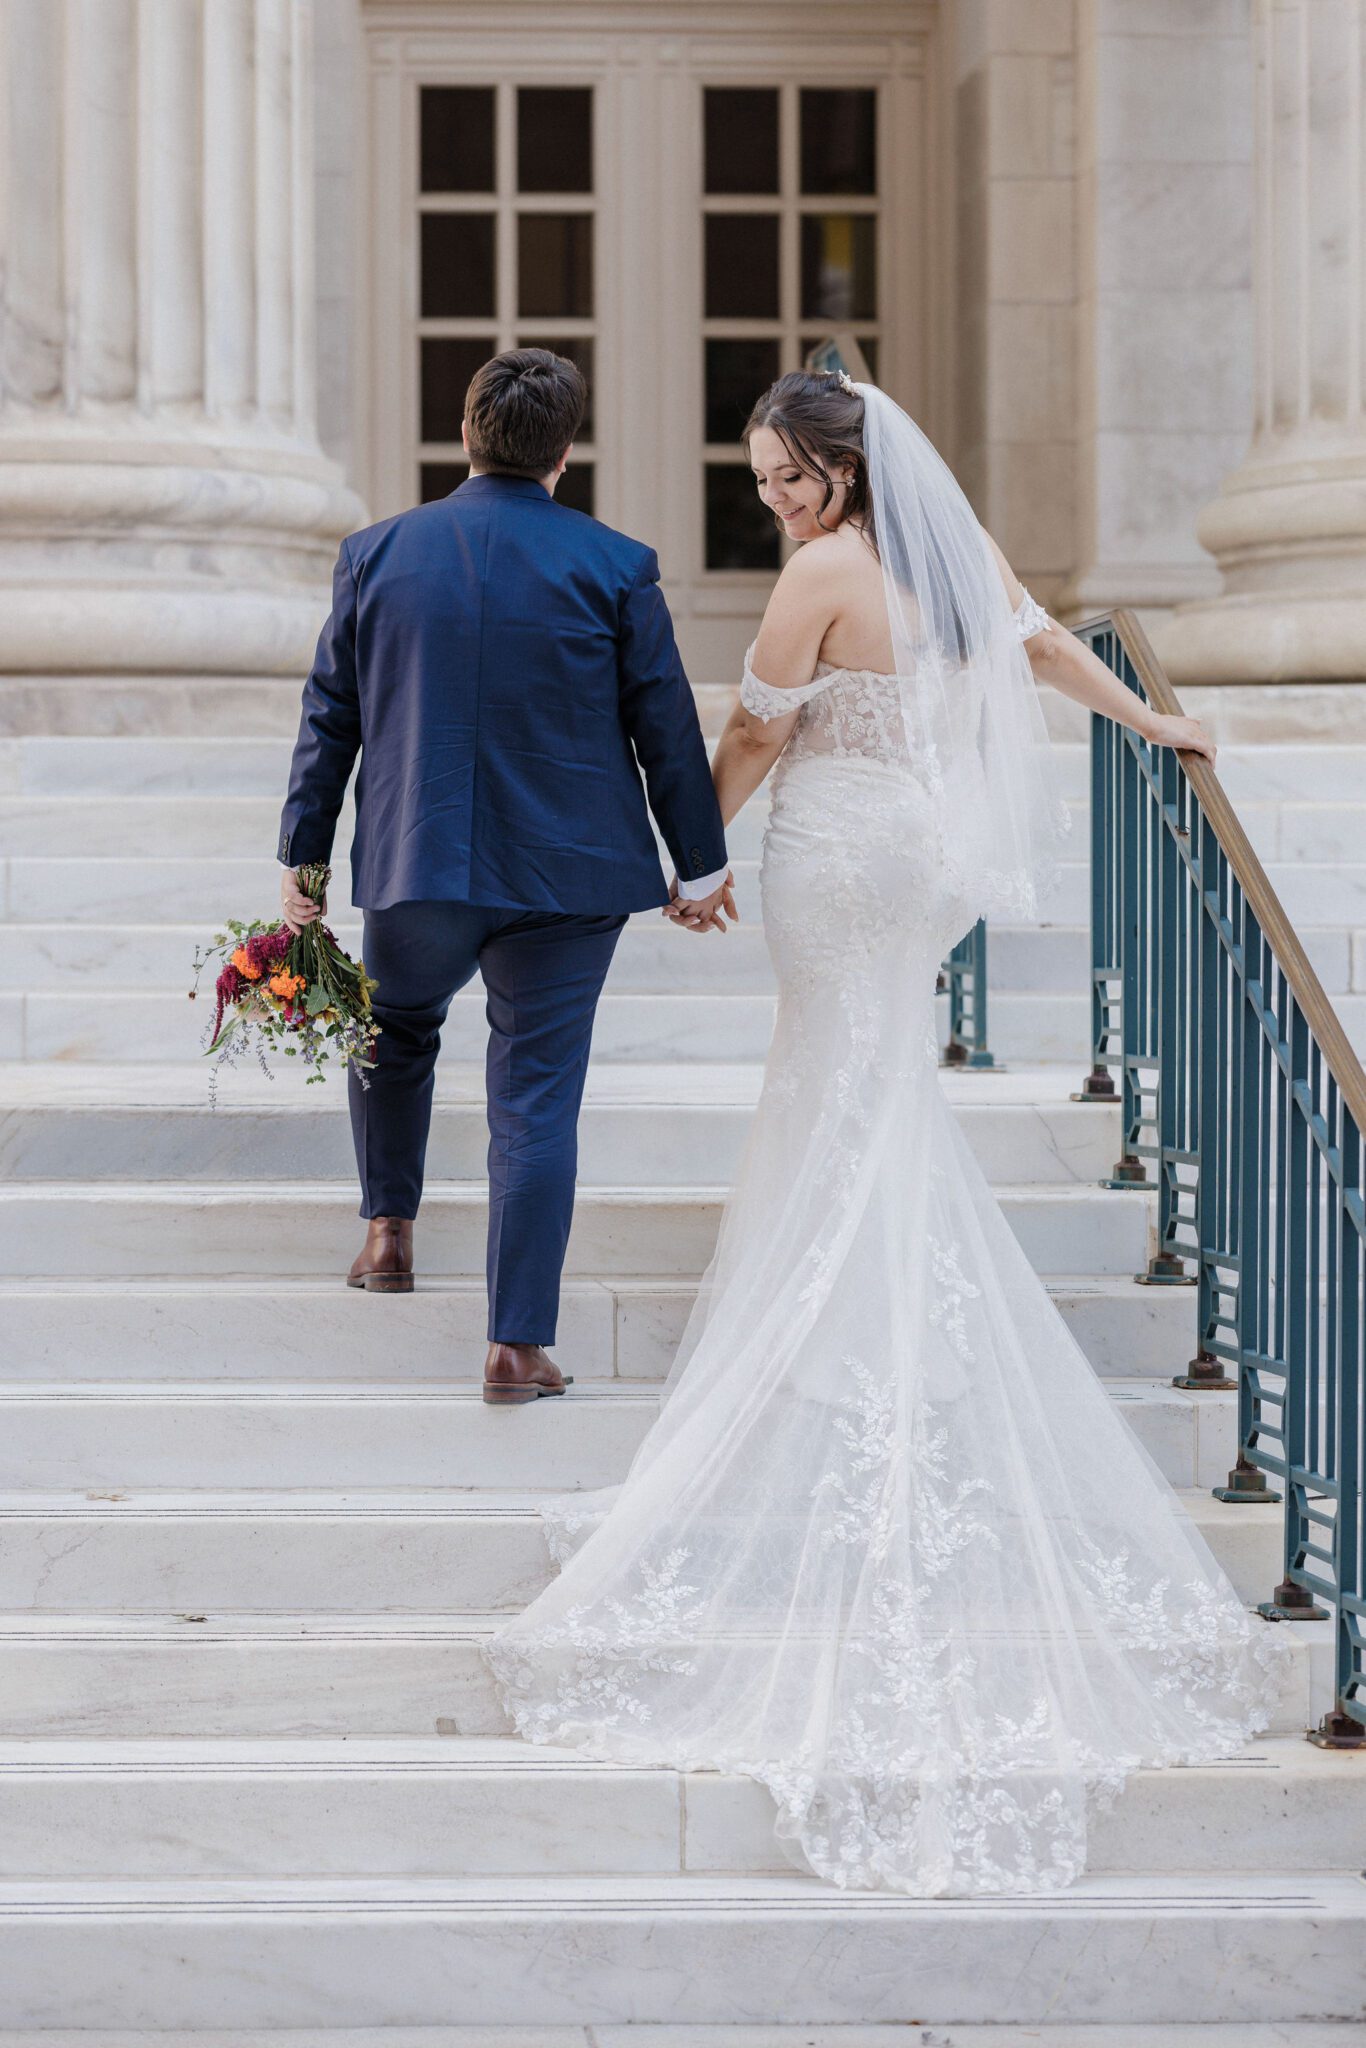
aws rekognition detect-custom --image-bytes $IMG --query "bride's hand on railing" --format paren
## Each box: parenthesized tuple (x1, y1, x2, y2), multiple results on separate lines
(1141, 712, 1217, 766)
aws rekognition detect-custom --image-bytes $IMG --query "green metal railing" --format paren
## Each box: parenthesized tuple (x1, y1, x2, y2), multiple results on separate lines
(939, 920, 996, 1069)
(1076, 608, 1364, 1749)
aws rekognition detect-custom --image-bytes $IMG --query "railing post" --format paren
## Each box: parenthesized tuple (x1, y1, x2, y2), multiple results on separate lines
(940, 920, 998, 1071)
(1174, 805, 1236, 1387)
(1076, 693, 1118, 1102)
(1102, 677, 1150, 1187)
(1256, 997, 1332, 1616)
(1309, 1104, 1365, 1745)
(1139, 736, 1194, 1284)
(1214, 893, 1282, 1505)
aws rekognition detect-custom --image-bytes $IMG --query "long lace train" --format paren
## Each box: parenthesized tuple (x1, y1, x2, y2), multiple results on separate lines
(484, 742, 1296, 1897)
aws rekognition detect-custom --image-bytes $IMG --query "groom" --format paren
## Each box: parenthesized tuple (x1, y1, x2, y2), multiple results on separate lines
(277, 349, 730, 1403)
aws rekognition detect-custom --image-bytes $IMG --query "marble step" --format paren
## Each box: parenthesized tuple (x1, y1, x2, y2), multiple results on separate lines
(0, 1733, 1355, 1883)
(0, 1062, 1125, 1185)
(2, 732, 1092, 797)
(0, 1273, 1201, 1385)
(12, 853, 1366, 932)
(0, 853, 1091, 927)
(0, 1379, 1243, 1494)
(23, 788, 1330, 868)
(4, 914, 1361, 1000)
(0, 794, 784, 867)
(9, 729, 1366, 801)
(0, 1180, 1155, 1279)
(0, 1608, 1329, 1743)
(3, 983, 1108, 1066)
(0, 2031, 1356, 2048)
(0, 1487, 1290, 1615)
(0, 1871, 1361, 2028)
(23, 788, 1362, 866)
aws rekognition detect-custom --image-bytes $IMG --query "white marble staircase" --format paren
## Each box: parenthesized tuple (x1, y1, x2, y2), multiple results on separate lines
(0, 693, 1363, 2037)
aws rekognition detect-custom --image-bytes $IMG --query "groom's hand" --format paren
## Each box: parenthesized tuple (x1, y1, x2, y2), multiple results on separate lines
(664, 871, 737, 933)
(280, 866, 325, 933)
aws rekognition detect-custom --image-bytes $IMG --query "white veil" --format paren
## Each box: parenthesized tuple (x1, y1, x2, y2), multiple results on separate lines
(857, 380, 1071, 921)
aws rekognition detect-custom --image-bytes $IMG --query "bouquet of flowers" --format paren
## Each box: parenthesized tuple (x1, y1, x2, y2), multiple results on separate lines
(190, 863, 379, 1099)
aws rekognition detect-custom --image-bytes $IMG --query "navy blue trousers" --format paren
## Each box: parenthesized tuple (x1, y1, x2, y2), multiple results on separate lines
(349, 901, 627, 1343)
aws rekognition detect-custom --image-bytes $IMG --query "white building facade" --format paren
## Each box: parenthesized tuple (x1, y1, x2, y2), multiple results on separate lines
(12, 0, 1361, 692)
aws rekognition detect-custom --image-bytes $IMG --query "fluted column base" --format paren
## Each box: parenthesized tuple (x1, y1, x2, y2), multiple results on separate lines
(1155, 433, 1366, 685)
(0, 415, 364, 676)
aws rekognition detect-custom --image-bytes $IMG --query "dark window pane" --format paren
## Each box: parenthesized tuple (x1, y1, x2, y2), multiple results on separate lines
(704, 88, 779, 195)
(704, 214, 779, 319)
(420, 461, 469, 502)
(556, 463, 595, 516)
(518, 213, 593, 317)
(705, 338, 779, 444)
(518, 87, 593, 193)
(420, 86, 495, 193)
(421, 336, 496, 443)
(421, 213, 496, 317)
(517, 336, 594, 439)
(706, 464, 780, 571)
(800, 213, 877, 321)
(800, 88, 877, 195)
(801, 334, 878, 382)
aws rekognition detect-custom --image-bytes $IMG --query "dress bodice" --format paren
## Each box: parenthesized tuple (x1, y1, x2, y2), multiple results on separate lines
(739, 588, 1054, 776)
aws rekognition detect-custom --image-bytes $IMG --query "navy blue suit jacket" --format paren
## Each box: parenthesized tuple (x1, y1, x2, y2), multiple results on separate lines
(278, 474, 728, 914)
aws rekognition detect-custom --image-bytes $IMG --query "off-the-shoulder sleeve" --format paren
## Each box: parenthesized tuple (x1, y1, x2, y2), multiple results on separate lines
(1013, 587, 1055, 641)
(739, 641, 832, 721)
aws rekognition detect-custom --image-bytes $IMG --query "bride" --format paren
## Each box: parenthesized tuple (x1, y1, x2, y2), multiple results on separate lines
(483, 369, 1298, 1897)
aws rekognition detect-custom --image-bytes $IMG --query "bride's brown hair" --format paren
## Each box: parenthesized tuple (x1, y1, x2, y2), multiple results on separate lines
(742, 369, 877, 554)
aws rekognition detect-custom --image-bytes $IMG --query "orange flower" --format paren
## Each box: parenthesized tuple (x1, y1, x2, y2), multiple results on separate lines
(268, 969, 305, 999)
(231, 945, 263, 982)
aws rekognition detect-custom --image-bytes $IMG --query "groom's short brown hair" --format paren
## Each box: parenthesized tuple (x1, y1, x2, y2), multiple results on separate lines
(464, 348, 587, 479)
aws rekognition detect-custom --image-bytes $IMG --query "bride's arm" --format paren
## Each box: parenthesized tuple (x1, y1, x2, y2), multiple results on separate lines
(981, 530, 1217, 765)
(711, 695, 796, 829)
(709, 543, 840, 827)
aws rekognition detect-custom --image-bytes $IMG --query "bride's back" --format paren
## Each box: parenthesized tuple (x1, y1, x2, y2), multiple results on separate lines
(803, 526, 900, 676)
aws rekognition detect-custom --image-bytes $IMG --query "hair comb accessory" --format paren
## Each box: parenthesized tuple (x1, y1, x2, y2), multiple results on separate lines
(835, 368, 857, 396)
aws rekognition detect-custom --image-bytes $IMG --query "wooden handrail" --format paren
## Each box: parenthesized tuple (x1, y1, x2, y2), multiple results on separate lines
(1072, 605, 1366, 1137)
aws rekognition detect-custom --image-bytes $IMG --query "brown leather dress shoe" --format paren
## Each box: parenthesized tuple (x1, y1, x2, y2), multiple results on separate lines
(483, 1341, 574, 1405)
(346, 1217, 415, 1293)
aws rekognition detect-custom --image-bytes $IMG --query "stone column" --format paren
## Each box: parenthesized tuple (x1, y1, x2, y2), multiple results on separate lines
(1159, 0, 1366, 684)
(1060, 0, 1254, 633)
(0, 0, 363, 677)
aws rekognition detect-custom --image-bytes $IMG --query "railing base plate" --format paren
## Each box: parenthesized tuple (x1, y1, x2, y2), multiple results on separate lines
(1212, 1486, 1283, 1504)
(1307, 1706, 1366, 1749)
(1135, 1271, 1197, 1288)
(1257, 1598, 1330, 1621)
(1172, 1372, 1237, 1390)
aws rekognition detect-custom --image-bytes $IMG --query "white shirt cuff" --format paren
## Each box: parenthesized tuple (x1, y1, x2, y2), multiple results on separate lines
(674, 864, 730, 902)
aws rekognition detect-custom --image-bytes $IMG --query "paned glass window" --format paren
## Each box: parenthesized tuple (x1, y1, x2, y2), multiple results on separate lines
(701, 83, 878, 572)
(417, 82, 597, 510)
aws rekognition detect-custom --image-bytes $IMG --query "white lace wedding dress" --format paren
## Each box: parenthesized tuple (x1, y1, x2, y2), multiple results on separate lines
(484, 591, 1297, 1898)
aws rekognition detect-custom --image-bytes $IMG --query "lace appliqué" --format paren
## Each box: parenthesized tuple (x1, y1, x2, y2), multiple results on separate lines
(1013, 586, 1054, 640)
(740, 641, 833, 722)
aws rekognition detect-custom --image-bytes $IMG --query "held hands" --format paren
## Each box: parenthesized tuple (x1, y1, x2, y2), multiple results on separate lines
(663, 871, 738, 933)
(1143, 712, 1217, 766)
(280, 866, 326, 934)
